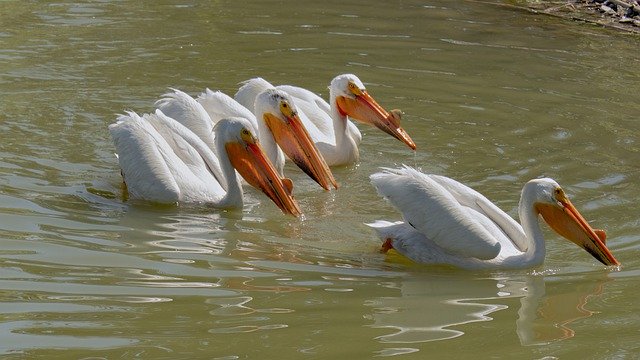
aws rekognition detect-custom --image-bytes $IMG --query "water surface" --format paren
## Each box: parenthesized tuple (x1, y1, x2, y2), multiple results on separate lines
(1, 0, 639, 358)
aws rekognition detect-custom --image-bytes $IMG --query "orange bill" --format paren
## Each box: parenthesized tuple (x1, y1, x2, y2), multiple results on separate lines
(226, 141, 302, 217)
(336, 91, 416, 150)
(536, 200, 619, 266)
(264, 112, 338, 190)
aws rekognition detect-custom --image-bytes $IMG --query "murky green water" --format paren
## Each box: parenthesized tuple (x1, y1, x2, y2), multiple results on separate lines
(1, 0, 639, 358)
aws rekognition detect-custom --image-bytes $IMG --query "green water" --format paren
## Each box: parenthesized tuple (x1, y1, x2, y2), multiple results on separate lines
(0, 0, 639, 358)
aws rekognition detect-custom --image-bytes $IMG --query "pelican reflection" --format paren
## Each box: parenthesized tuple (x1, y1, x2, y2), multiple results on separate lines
(366, 271, 609, 347)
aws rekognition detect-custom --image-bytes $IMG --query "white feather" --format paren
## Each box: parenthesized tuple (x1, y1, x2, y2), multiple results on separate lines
(109, 110, 226, 203)
(366, 166, 619, 269)
(234, 75, 364, 165)
(371, 166, 501, 260)
(156, 89, 217, 153)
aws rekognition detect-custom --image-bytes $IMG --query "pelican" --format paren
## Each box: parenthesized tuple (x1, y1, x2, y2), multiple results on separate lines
(109, 111, 302, 216)
(234, 74, 416, 166)
(156, 88, 337, 190)
(367, 166, 620, 269)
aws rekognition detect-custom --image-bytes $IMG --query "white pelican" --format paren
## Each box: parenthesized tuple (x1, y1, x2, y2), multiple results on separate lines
(109, 111, 302, 216)
(367, 166, 620, 269)
(156, 88, 337, 190)
(234, 74, 416, 166)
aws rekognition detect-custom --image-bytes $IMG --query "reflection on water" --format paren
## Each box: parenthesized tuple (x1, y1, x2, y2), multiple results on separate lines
(368, 271, 611, 352)
(1, 0, 639, 358)
(369, 275, 510, 344)
(516, 273, 611, 346)
(0, 320, 136, 354)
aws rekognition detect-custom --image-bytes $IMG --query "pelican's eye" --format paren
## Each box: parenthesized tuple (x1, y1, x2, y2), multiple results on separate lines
(240, 127, 256, 143)
(348, 81, 363, 96)
(279, 100, 296, 117)
(553, 187, 567, 204)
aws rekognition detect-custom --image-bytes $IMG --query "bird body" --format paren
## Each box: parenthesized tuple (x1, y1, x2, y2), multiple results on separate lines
(109, 112, 301, 216)
(368, 166, 619, 269)
(235, 77, 358, 147)
(235, 74, 416, 166)
(110, 110, 226, 204)
(156, 88, 336, 190)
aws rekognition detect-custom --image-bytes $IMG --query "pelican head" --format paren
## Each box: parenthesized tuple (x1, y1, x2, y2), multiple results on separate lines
(524, 178, 619, 266)
(330, 74, 416, 150)
(256, 89, 338, 190)
(216, 117, 302, 217)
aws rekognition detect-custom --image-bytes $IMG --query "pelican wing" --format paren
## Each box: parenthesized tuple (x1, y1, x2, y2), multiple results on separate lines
(236, 78, 361, 146)
(110, 112, 180, 202)
(278, 84, 336, 145)
(370, 166, 501, 260)
(234, 77, 274, 113)
(146, 110, 224, 184)
(109, 111, 225, 203)
(281, 84, 362, 146)
(428, 175, 527, 252)
(197, 89, 258, 131)
(236, 78, 335, 144)
(156, 89, 216, 150)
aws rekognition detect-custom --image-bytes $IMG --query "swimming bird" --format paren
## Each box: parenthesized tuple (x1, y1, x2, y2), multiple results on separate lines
(234, 74, 416, 166)
(367, 166, 620, 269)
(109, 111, 302, 216)
(156, 88, 337, 190)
